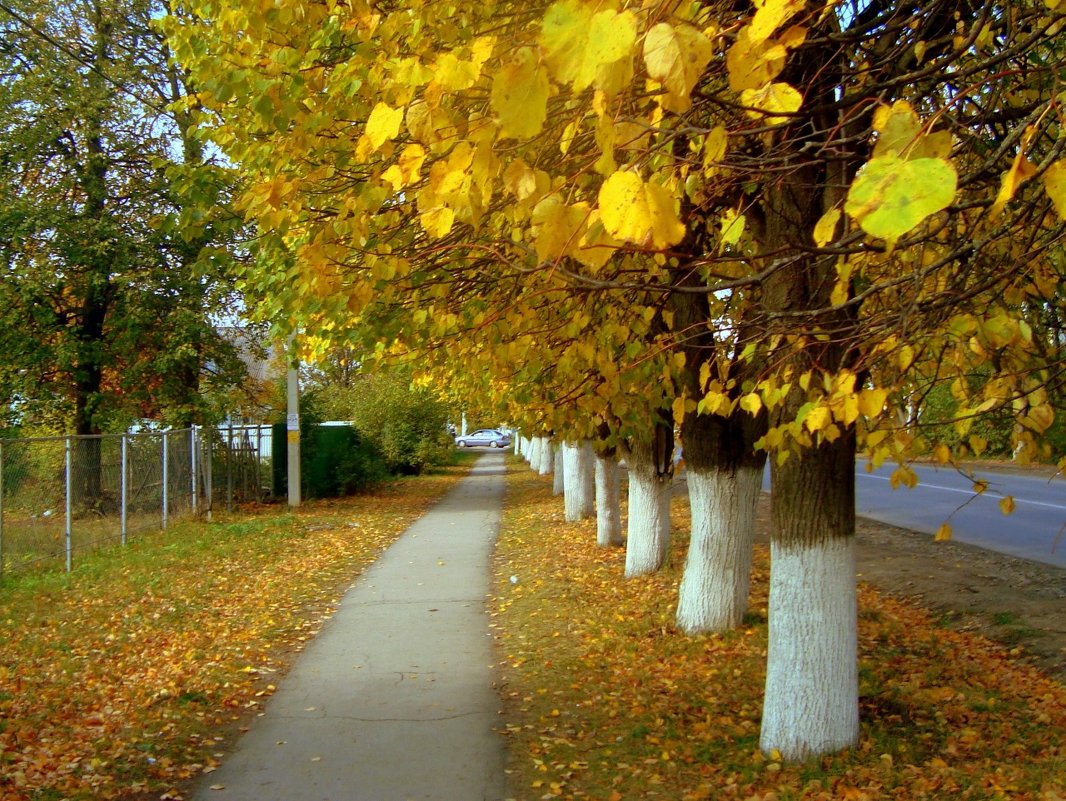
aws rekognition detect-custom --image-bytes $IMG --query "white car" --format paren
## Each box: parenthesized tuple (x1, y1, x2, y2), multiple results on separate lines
(454, 428, 512, 448)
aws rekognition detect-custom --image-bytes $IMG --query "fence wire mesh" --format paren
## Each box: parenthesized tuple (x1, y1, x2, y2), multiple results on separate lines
(0, 425, 274, 578)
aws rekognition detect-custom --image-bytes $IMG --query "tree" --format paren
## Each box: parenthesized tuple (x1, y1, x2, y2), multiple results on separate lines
(0, 0, 245, 457)
(169, 0, 1066, 760)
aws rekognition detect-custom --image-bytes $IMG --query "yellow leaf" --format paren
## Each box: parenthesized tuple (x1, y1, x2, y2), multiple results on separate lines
(898, 344, 915, 372)
(698, 361, 711, 391)
(813, 208, 840, 247)
(999, 495, 1016, 515)
(365, 102, 403, 151)
(933, 443, 951, 464)
(748, 0, 806, 45)
(574, 214, 620, 270)
(991, 128, 1037, 216)
(702, 125, 727, 176)
(804, 405, 830, 433)
(934, 523, 952, 541)
(380, 144, 426, 191)
(598, 171, 685, 249)
(739, 392, 762, 415)
(420, 206, 455, 238)
(541, 1, 636, 93)
(433, 51, 480, 90)
(672, 395, 688, 426)
(531, 196, 587, 262)
(858, 388, 887, 419)
(726, 26, 789, 92)
(740, 81, 802, 124)
(491, 48, 550, 140)
(718, 209, 745, 251)
(969, 435, 988, 456)
(890, 466, 917, 489)
(1044, 159, 1066, 220)
(643, 22, 714, 112)
(503, 159, 539, 200)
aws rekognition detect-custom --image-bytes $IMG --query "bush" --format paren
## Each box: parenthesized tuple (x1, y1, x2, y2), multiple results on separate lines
(310, 370, 452, 475)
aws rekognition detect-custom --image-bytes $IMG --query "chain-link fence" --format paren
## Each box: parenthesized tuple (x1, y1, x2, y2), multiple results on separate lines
(0, 425, 274, 578)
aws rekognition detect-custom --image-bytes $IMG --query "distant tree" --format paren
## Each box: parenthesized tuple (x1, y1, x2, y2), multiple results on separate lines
(0, 0, 245, 455)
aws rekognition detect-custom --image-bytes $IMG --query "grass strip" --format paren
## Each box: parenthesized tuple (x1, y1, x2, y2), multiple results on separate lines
(492, 460, 1066, 801)
(0, 457, 476, 801)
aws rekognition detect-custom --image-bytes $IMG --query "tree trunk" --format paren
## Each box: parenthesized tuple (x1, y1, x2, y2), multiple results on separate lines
(623, 436, 671, 576)
(755, 80, 861, 755)
(536, 437, 554, 476)
(528, 436, 541, 469)
(676, 465, 761, 632)
(552, 444, 564, 495)
(760, 436, 858, 760)
(594, 453, 622, 547)
(563, 440, 595, 521)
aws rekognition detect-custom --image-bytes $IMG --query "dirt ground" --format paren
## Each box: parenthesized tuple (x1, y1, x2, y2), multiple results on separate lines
(751, 494, 1066, 684)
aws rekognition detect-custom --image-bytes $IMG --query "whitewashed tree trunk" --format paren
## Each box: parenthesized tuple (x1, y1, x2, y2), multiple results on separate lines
(595, 454, 622, 547)
(552, 444, 564, 495)
(676, 466, 760, 633)
(563, 440, 595, 521)
(513, 432, 521, 455)
(760, 433, 859, 760)
(528, 436, 541, 469)
(624, 440, 671, 576)
(760, 537, 858, 760)
(521, 436, 532, 461)
(537, 437, 554, 475)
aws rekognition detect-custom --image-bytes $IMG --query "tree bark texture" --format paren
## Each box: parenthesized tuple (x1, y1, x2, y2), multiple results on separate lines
(676, 465, 761, 633)
(563, 440, 595, 521)
(623, 437, 671, 576)
(536, 436, 553, 475)
(594, 453, 623, 547)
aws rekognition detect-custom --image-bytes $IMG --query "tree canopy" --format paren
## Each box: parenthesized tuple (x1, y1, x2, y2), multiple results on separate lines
(0, 0, 248, 434)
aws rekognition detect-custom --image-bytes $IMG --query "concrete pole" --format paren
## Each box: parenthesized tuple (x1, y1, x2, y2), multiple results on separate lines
(287, 333, 302, 507)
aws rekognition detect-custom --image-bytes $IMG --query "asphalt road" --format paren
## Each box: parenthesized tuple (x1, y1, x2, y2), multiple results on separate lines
(855, 461, 1066, 569)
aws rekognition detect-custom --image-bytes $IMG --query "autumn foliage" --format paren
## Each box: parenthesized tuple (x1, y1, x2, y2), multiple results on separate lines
(0, 468, 468, 800)
(492, 461, 1066, 800)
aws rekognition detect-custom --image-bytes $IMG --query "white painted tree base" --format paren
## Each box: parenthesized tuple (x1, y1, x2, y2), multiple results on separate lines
(563, 440, 595, 521)
(552, 445, 564, 496)
(536, 437, 554, 475)
(760, 536, 859, 760)
(595, 455, 622, 547)
(624, 453, 671, 576)
(676, 466, 760, 633)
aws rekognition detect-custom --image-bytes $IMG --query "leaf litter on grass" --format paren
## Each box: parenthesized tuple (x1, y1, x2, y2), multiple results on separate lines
(0, 466, 471, 801)
(492, 462, 1066, 801)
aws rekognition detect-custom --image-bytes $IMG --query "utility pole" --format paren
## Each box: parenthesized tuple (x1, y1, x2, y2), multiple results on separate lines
(286, 332, 301, 507)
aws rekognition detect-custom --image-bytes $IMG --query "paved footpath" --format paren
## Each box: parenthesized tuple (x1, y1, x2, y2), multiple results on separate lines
(192, 452, 507, 801)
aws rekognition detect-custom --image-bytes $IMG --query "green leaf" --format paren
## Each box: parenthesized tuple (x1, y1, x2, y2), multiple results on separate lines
(844, 154, 957, 246)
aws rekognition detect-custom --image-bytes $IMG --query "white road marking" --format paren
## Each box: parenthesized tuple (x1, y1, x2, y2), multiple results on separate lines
(856, 472, 1066, 512)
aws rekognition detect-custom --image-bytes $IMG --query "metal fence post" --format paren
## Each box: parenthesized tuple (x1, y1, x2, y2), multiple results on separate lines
(226, 423, 234, 513)
(191, 426, 198, 516)
(162, 430, 169, 530)
(205, 428, 213, 521)
(65, 436, 73, 573)
(120, 433, 128, 546)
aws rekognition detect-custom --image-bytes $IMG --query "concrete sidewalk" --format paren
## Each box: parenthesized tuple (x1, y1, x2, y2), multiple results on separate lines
(192, 453, 507, 801)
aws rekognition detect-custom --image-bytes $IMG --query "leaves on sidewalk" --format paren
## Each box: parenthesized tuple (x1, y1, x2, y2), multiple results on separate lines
(0, 469, 467, 800)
